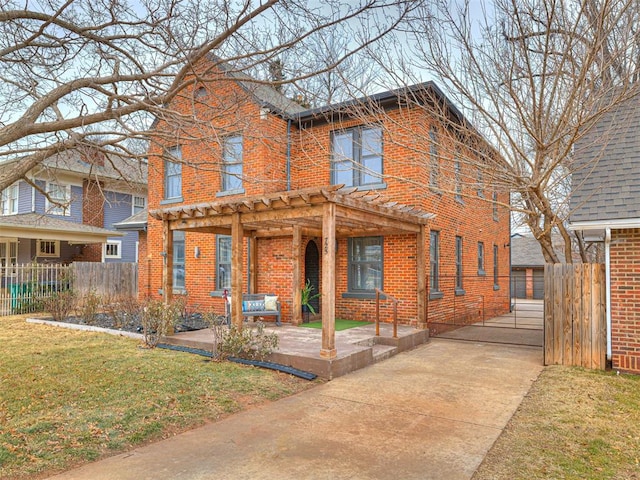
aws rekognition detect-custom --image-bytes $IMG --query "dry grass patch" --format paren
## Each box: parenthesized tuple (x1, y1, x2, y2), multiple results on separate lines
(474, 365, 640, 480)
(0, 314, 319, 479)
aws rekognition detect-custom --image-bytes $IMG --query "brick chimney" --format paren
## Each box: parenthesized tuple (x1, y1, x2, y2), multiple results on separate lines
(82, 178, 105, 262)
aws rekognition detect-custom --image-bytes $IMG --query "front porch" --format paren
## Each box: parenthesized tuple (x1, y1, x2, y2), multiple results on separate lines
(162, 321, 429, 380)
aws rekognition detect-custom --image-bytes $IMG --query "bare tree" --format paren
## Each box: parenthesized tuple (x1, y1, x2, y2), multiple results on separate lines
(367, 0, 640, 263)
(0, 0, 418, 191)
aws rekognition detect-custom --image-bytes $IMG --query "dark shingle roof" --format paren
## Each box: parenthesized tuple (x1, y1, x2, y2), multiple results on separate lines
(571, 94, 640, 223)
(511, 234, 566, 267)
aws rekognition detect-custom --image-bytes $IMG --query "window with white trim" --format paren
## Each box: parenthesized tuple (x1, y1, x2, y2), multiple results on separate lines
(37, 240, 60, 257)
(46, 183, 70, 216)
(0, 184, 18, 215)
(132, 196, 146, 214)
(0, 240, 18, 276)
(104, 241, 122, 259)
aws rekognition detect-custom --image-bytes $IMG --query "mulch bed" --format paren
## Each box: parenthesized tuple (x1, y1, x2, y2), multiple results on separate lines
(54, 313, 211, 334)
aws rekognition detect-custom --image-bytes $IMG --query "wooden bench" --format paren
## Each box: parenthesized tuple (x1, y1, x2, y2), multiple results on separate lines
(237, 293, 282, 326)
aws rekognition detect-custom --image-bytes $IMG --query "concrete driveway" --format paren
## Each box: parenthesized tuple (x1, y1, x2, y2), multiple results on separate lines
(47, 339, 543, 480)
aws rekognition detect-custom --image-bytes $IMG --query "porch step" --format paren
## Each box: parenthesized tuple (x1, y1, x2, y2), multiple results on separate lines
(372, 344, 398, 363)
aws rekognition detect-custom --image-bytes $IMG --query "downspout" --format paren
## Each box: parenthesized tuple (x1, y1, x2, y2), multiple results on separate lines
(286, 118, 292, 191)
(605, 228, 612, 362)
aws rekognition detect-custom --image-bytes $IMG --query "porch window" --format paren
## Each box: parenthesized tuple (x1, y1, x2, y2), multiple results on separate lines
(429, 127, 440, 189)
(455, 236, 464, 295)
(222, 135, 243, 193)
(216, 235, 231, 291)
(46, 183, 70, 216)
(430, 230, 441, 298)
(164, 146, 182, 200)
(478, 241, 485, 275)
(104, 241, 121, 259)
(348, 236, 383, 292)
(0, 183, 18, 215)
(132, 196, 146, 214)
(37, 240, 59, 258)
(331, 126, 383, 188)
(173, 231, 185, 290)
(0, 241, 17, 276)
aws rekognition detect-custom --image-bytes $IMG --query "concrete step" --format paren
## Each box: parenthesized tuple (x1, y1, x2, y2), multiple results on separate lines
(372, 344, 397, 363)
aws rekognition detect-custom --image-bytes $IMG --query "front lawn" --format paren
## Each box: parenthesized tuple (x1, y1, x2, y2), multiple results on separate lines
(473, 365, 640, 479)
(0, 314, 318, 479)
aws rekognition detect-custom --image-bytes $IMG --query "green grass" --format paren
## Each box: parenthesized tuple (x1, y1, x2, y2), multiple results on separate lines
(473, 365, 640, 480)
(298, 318, 372, 331)
(0, 314, 319, 479)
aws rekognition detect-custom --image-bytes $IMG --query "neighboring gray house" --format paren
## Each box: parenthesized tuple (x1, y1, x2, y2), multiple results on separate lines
(0, 149, 147, 276)
(569, 93, 640, 374)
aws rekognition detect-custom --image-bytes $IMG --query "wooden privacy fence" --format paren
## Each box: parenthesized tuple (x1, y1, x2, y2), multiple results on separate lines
(71, 262, 138, 298)
(0, 262, 138, 316)
(544, 263, 606, 369)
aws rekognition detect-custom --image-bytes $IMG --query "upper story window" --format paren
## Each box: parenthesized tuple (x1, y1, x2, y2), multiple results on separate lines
(132, 196, 146, 214)
(492, 190, 499, 221)
(348, 236, 383, 292)
(163, 146, 182, 201)
(454, 149, 463, 202)
(46, 183, 70, 216)
(477, 168, 484, 198)
(331, 126, 383, 188)
(429, 127, 440, 189)
(222, 135, 243, 193)
(0, 183, 18, 215)
(216, 235, 232, 291)
(430, 230, 441, 297)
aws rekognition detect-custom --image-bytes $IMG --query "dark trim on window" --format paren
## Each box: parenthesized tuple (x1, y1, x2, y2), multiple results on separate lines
(455, 288, 466, 296)
(429, 291, 444, 300)
(160, 196, 184, 205)
(216, 188, 245, 197)
(347, 236, 383, 293)
(430, 230, 440, 295)
(331, 125, 384, 188)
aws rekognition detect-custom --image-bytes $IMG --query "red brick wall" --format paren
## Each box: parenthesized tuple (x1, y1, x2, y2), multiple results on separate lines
(143, 60, 511, 326)
(610, 228, 640, 373)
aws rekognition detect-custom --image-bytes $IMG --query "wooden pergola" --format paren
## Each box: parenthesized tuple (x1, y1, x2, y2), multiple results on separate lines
(149, 185, 433, 359)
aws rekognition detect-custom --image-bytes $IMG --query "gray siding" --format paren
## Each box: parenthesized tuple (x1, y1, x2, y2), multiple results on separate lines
(104, 191, 139, 262)
(571, 95, 640, 223)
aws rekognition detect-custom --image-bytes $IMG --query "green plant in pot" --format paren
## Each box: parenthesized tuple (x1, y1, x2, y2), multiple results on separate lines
(301, 279, 321, 321)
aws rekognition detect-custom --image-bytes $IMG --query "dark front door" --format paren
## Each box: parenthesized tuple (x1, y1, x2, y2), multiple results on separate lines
(304, 240, 321, 314)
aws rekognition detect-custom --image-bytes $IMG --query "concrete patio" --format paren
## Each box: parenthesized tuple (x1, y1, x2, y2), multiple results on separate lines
(162, 321, 429, 380)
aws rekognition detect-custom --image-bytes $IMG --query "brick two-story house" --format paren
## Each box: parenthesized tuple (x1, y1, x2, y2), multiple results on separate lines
(0, 149, 147, 273)
(143, 59, 511, 357)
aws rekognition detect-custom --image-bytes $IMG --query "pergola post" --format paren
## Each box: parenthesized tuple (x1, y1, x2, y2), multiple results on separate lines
(292, 225, 303, 325)
(320, 202, 337, 358)
(162, 220, 173, 305)
(249, 235, 257, 294)
(231, 212, 244, 329)
(416, 224, 427, 329)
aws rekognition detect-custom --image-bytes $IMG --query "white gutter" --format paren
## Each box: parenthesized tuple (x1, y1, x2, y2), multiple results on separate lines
(605, 228, 612, 361)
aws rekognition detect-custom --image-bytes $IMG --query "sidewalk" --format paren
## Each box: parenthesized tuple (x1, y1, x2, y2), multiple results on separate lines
(47, 339, 543, 480)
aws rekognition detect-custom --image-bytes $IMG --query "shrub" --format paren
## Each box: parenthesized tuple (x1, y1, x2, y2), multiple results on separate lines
(77, 289, 101, 325)
(217, 322, 279, 361)
(203, 310, 229, 359)
(140, 298, 182, 348)
(103, 294, 141, 329)
(42, 290, 77, 322)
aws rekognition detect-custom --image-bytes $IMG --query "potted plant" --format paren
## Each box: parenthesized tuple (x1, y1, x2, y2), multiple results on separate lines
(301, 279, 320, 323)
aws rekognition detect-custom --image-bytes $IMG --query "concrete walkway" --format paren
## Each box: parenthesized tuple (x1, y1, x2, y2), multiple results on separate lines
(48, 339, 543, 480)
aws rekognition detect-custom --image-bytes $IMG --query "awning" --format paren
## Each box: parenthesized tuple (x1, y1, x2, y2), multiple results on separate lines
(0, 213, 123, 243)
